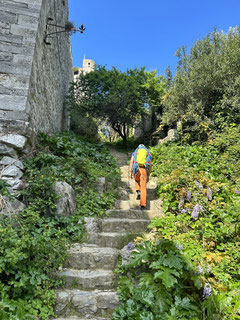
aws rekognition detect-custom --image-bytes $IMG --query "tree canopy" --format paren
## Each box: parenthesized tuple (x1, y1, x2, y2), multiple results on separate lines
(68, 66, 149, 144)
(162, 27, 240, 141)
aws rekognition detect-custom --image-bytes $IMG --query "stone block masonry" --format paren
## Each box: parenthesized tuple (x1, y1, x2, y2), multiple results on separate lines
(0, 0, 73, 140)
(0, 0, 73, 193)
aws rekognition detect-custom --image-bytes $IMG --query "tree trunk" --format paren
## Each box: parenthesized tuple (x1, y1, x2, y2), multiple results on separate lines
(122, 122, 127, 146)
(112, 123, 127, 146)
(122, 134, 127, 146)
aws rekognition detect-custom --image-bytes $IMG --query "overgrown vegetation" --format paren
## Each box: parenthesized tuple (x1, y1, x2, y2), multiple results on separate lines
(68, 66, 166, 145)
(114, 126, 240, 319)
(1, 24, 240, 320)
(0, 132, 120, 319)
(162, 27, 240, 142)
(113, 240, 203, 319)
(113, 26, 240, 319)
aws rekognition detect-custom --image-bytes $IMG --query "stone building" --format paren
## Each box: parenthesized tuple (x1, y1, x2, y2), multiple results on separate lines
(0, 0, 73, 193)
(73, 58, 96, 81)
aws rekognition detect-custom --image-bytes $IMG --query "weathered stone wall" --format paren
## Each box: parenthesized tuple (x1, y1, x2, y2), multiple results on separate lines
(0, 0, 73, 194)
(0, 0, 73, 139)
(27, 0, 73, 133)
(0, 0, 41, 138)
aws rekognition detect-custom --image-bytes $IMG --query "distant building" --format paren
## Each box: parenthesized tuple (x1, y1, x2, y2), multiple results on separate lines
(74, 58, 96, 81)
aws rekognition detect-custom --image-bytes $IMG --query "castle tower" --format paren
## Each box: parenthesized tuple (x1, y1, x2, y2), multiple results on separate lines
(74, 58, 96, 81)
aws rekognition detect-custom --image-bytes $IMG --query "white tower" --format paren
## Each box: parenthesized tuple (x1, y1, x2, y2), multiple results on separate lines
(74, 58, 96, 81)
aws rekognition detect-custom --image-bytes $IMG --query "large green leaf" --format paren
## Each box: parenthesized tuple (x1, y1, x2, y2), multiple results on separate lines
(154, 268, 179, 288)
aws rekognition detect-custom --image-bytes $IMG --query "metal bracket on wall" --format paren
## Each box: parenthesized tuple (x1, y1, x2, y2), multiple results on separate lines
(44, 17, 86, 45)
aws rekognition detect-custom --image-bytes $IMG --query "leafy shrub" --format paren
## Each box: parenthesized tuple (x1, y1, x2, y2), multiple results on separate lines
(22, 132, 120, 219)
(115, 130, 240, 319)
(113, 239, 202, 320)
(150, 137, 240, 318)
(163, 27, 240, 141)
(0, 132, 121, 319)
(0, 209, 68, 319)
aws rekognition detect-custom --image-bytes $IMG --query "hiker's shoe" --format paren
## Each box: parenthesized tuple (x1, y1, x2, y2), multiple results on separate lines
(136, 190, 141, 200)
(140, 206, 145, 211)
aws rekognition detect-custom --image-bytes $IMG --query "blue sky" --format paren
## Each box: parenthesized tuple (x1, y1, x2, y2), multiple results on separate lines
(69, 0, 240, 75)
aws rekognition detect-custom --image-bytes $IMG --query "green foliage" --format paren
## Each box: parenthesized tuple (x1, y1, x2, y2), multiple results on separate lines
(0, 132, 121, 319)
(143, 70, 166, 109)
(143, 70, 167, 131)
(148, 134, 240, 318)
(23, 132, 120, 220)
(113, 239, 202, 319)
(67, 65, 148, 144)
(115, 128, 240, 319)
(106, 136, 144, 154)
(0, 179, 11, 197)
(0, 298, 33, 320)
(76, 190, 116, 217)
(163, 27, 240, 141)
(0, 209, 68, 319)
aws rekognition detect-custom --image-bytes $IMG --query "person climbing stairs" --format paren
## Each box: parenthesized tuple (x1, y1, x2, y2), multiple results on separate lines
(54, 150, 163, 320)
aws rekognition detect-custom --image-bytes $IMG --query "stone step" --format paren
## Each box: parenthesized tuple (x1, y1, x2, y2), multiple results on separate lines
(66, 244, 119, 270)
(55, 289, 118, 318)
(119, 187, 132, 200)
(106, 208, 162, 220)
(129, 199, 162, 211)
(114, 200, 131, 210)
(58, 269, 115, 289)
(89, 232, 140, 249)
(128, 191, 156, 201)
(115, 199, 161, 211)
(121, 178, 130, 184)
(119, 188, 156, 201)
(99, 218, 149, 233)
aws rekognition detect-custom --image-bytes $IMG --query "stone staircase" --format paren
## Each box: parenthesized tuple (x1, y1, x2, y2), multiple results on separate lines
(54, 150, 163, 320)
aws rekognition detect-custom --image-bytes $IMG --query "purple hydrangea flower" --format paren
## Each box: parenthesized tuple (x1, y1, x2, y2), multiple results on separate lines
(191, 204, 200, 220)
(195, 181, 203, 191)
(156, 240, 160, 245)
(197, 266, 204, 275)
(187, 191, 192, 202)
(181, 209, 187, 214)
(206, 265, 210, 273)
(207, 188, 213, 201)
(126, 242, 135, 251)
(203, 283, 212, 300)
(178, 197, 185, 210)
(176, 244, 183, 250)
(235, 190, 240, 195)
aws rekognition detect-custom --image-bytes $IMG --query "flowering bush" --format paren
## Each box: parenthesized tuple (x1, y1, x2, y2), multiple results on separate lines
(115, 128, 240, 319)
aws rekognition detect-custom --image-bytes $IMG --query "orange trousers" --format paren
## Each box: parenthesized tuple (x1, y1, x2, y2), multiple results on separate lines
(135, 167, 148, 207)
